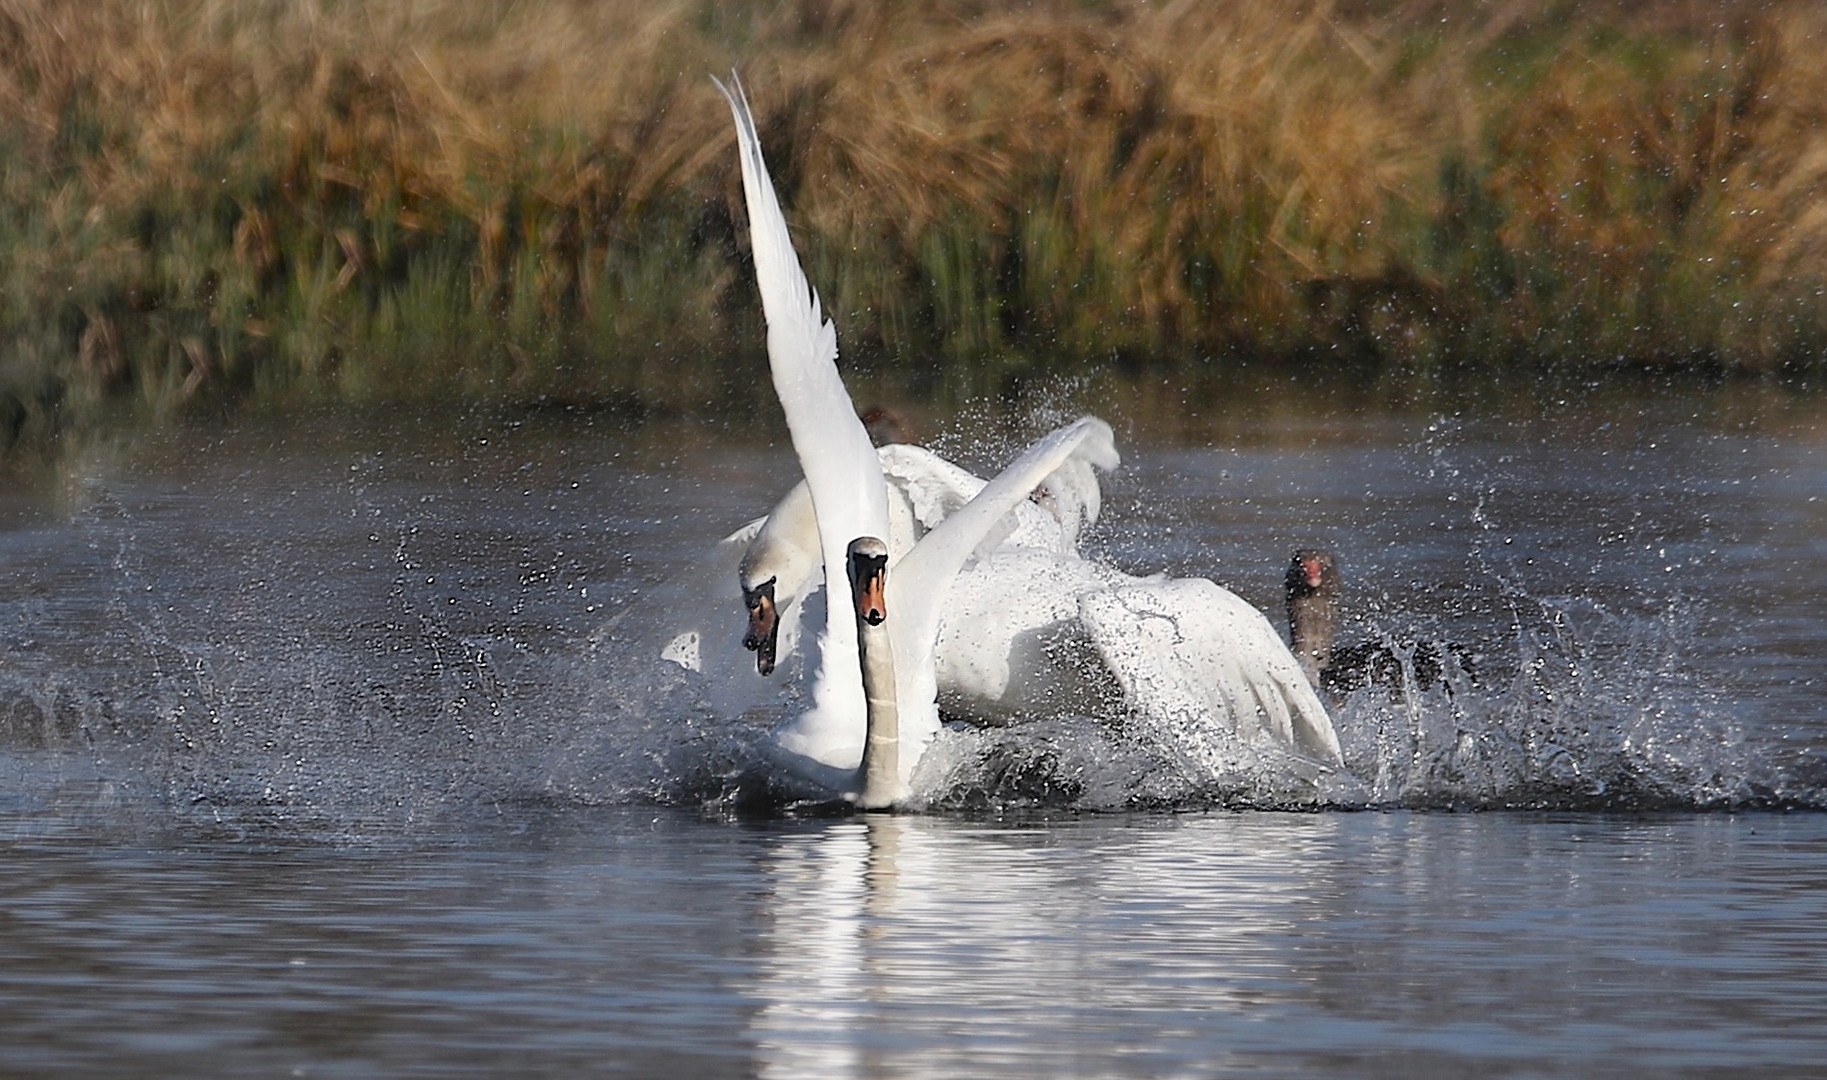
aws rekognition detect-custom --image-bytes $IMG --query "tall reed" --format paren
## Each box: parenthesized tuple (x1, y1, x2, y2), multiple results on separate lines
(1, 0, 1823, 461)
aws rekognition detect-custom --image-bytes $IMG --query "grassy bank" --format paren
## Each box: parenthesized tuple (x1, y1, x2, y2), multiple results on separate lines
(2, 0, 1825, 460)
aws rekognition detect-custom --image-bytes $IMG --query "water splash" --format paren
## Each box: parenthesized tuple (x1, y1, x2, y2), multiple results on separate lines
(3, 408, 1821, 836)
(1332, 594, 1772, 810)
(605, 561, 1810, 816)
(4, 532, 1808, 838)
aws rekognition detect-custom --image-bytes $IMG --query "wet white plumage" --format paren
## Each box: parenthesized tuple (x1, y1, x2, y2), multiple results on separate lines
(712, 73, 1123, 805)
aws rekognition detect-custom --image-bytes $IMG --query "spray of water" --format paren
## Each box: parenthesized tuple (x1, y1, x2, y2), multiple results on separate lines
(1, 408, 1816, 837)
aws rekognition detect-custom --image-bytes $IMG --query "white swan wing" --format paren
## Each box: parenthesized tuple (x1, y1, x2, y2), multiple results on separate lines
(896, 417, 1115, 659)
(739, 436, 1122, 631)
(878, 444, 985, 531)
(888, 417, 1118, 772)
(932, 548, 1129, 719)
(715, 74, 888, 572)
(1078, 578, 1343, 763)
(716, 73, 889, 768)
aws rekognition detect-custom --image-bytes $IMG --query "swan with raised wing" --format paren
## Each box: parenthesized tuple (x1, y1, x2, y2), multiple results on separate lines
(730, 429, 1340, 760)
(714, 73, 1120, 806)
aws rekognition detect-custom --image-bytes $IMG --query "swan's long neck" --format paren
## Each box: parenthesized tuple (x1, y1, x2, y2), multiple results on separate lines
(1286, 548, 1340, 684)
(848, 538, 901, 810)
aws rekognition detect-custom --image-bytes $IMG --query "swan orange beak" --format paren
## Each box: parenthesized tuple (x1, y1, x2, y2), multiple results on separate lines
(853, 563, 887, 626)
(742, 579, 780, 676)
(855, 573, 884, 624)
(846, 540, 889, 627)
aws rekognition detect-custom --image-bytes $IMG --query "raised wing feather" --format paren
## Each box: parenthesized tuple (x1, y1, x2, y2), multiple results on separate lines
(713, 74, 888, 580)
(895, 417, 1115, 663)
(887, 417, 1119, 775)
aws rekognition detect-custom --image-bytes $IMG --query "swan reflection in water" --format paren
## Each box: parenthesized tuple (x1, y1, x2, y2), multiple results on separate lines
(743, 814, 1799, 1078)
(744, 815, 1333, 1079)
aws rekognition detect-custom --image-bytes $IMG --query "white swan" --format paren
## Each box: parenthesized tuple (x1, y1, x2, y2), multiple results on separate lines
(730, 438, 1342, 761)
(715, 73, 1118, 807)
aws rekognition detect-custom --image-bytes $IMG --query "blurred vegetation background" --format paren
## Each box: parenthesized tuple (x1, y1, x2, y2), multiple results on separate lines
(3, 0, 1826, 464)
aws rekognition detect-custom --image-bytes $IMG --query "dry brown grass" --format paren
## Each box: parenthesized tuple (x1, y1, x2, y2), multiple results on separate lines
(1, 0, 1825, 457)
(1478, 10, 1827, 366)
(720, 2, 1424, 359)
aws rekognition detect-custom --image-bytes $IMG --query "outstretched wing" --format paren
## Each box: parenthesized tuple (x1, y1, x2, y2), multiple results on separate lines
(888, 416, 1119, 767)
(1080, 578, 1344, 765)
(713, 73, 888, 592)
(715, 73, 889, 765)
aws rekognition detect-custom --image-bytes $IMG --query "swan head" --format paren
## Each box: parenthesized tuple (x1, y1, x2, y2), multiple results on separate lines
(846, 537, 890, 626)
(741, 577, 780, 676)
(1287, 548, 1339, 598)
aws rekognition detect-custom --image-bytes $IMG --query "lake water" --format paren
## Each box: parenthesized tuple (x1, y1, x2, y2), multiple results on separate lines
(1, 376, 1824, 1075)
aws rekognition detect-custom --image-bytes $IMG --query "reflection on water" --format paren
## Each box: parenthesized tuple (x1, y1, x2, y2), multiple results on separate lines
(740, 812, 1827, 1078)
(751, 822, 873, 1079)
(748, 814, 1331, 1080)
(8, 805, 1825, 1077)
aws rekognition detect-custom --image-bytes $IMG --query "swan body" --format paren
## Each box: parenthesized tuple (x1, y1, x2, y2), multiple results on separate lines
(715, 73, 1121, 804)
(930, 549, 1133, 717)
(932, 549, 1341, 761)
(725, 432, 1340, 760)
(728, 460, 1343, 763)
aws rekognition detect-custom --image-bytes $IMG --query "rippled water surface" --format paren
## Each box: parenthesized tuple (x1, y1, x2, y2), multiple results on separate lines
(1, 379, 1824, 1075)
(6, 809, 1827, 1078)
